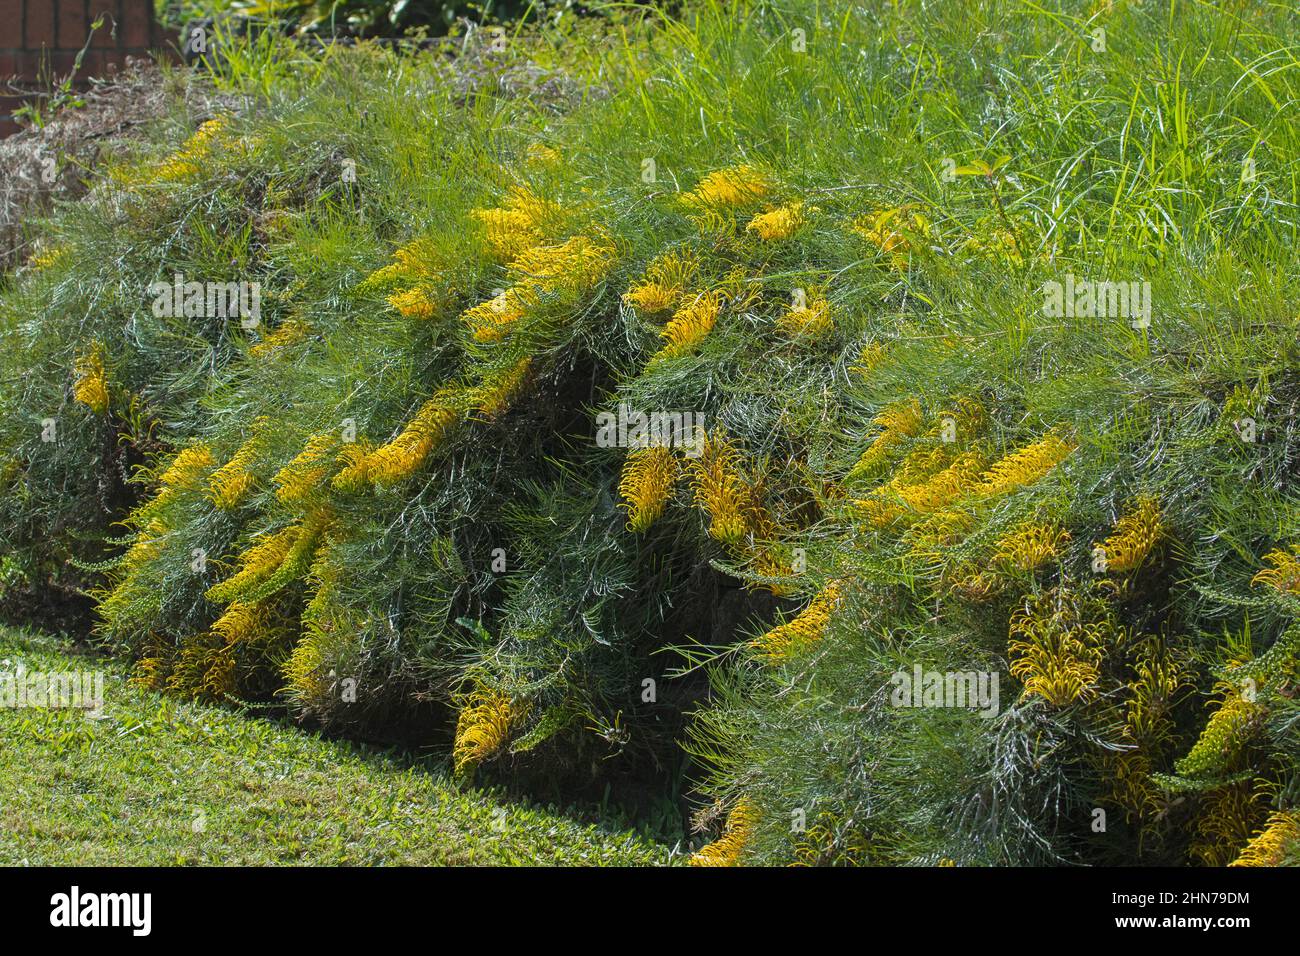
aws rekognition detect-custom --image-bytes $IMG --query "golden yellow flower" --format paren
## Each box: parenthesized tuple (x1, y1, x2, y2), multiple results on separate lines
(469, 185, 560, 260)
(274, 433, 336, 507)
(689, 432, 756, 546)
(776, 292, 832, 338)
(974, 433, 1074, 497)
(1008, 590, 1110, 706)
(470, 358, 532, 421)
(207, 420, 267, 511)
(249, 320, 310, 357)
(1230, 811, 1300, 867)
(153, 117, 230, 182)
(211, 600, 267, 646)
(355, 392, 462, 487)
(746, 202, 807, 241)
(622, 250, 698, 315)
(462, 290, 528, 342)
(30, 245, 69, 270)
(851, 342, 887, 378)
(205, 524, 300, 605)
(652, 291, 722, 362)
(453, 689, 519, 774)
(680, 165, 772, 210)
(690, 799, 758, 866)
(1096, 496, 1162, 573)
(159, 444, 216, 489)
(73, 345, 110, 414)
(993, 521, 1071, 572)
(526, 143, 562, 166)
(848, 399, 924, 479)
(618, 446, 679, 533)
(850, 205, 933, 267)
(358, 236, 441, 291)
(1253, 548, 1300, 596)
(751, 581, 841, 661)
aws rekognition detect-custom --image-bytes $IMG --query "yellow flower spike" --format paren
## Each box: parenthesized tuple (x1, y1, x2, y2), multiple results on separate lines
(210, 600, 267, 647)
(1176, 694, 1265, 778)
(850, 205, 933, 268)
(159, 444, 216, 490)
(153, 117, 231, 182)
(360, 392, 463, 486)
(453, 688, 520, 774)
(974, 433, 1074, 498)
(284, 631, 328, 703)
(689, 432, 756, 546)
(205, 524, 301, 606)
(358, 236, 442, 292)
(618, 446, 679, 533)
(274, 433, 337, 507)
(652, 290, 723, 362)
(31, 244, 69, 270)
(386, 286, 441, 319)
(72, 345, 110, 414)
(462, 290, 528, 342)
(470, 358, 532, 421)
(1096, 496, 1163, 573)
(207, 419, 268, 511)
(993, 521, 1071, 572)
(1230, 811, 1300, 867)
(525, 143, 561, 167)
(746, 202, 808, 242)
(249, 319, 310, 357)
(1008, 590, 1111, 706)
(1192, 784, 1266, 867)
(751, 582, 842, 662)
(690, 799, 759, 867)
(680, 165, 772, 211)
(1252, 548, 1300, 596)
(622, 249, 698, 315)
(469, 185, 560, 260)
(330, 438, 376, 493)
(776, 291, 832, 338)
(848, 399, 924, 479)
(850, 342, 887, 378)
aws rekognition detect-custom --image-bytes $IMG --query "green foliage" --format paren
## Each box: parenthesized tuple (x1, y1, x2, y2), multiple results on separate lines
(2, 0, 1299, 865)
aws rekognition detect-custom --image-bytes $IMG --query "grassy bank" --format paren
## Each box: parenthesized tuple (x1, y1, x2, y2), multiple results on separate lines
(0, 629, 670, 865)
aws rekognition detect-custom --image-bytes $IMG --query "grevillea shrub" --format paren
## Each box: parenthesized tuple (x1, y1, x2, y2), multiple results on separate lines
(1, 1, 1297, 865)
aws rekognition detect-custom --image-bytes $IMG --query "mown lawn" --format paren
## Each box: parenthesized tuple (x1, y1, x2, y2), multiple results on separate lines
(0, 628, 670, 865)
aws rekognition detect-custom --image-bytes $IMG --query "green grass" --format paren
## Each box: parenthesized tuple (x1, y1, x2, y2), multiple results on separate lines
(0, 628, 670, 865)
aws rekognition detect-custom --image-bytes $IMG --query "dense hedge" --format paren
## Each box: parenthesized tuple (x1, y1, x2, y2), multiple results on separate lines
(2, 0, 1298, 864)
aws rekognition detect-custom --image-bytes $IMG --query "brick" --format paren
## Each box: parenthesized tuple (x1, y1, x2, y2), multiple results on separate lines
(0, 0, 23, 46)
(57, 0, 88, 49)
(120, 0, 148, 48)
(0, 51, 15, 76)
(26, 0, 56, 49)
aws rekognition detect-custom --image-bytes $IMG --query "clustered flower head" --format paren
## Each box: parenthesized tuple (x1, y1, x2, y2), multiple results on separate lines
(993, 521, 1071, 572)
(974, 432, 1075, 497)
(1252, 547, 1300, 596)
(689, 432, 756, 546)
(207, 419, 268, 511)
(690, 799, 759, 866)
(338, 391, 462, 489)
(1008, 590, 1113, 706)
(275, 433, 337, 506)
(618, 446, 679, 533)
(680, 164, 772, 211)
(652, 290, 723, 363)
(469, 185, 561, 261)
(751, 581, 841, 661)
(453, 688, 519, 774)
(848, 399, 924, 479)
(776, 290, 831, 338)
(73, 344, 110, 414)
(622, 249, 698, 315)
(1230, 811, 1300, 867)
(746, 202, 807, 241)
(1097, 496, 1163, 573)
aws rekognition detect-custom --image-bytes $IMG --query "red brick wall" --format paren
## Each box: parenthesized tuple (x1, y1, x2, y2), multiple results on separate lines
(1, 0, 174, 135)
